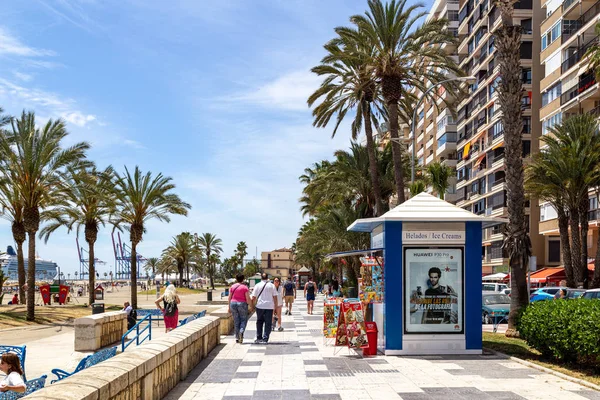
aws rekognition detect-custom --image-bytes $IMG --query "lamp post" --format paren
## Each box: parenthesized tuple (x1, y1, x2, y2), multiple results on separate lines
(408, 76, 477, 185)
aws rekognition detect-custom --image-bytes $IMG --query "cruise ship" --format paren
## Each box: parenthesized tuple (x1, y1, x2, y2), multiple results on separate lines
(0, 246, 58, 281)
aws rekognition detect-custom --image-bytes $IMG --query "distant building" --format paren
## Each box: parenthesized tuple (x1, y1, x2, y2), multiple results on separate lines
(260, 248, 295, 278)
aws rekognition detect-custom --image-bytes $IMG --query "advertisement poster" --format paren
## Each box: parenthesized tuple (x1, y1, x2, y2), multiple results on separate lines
(404, 248, 463, 334)
(323, 301, 340, 338)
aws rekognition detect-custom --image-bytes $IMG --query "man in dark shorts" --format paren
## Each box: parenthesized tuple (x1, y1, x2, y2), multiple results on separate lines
(283, 277, 296, 315)
(304, 277, 316, 315)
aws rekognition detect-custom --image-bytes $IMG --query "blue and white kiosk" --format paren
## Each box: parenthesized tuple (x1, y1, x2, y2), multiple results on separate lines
(347, 193, 505, 355)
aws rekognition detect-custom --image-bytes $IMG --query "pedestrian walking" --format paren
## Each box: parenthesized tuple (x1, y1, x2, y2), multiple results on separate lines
(272, 278, 284, 331)
(228, 273, 253, 343)
(283, 276, 296, 315)
(304, 276, 316, 315)
(155, 284, 180, 333)
(251, 273, 278, 344)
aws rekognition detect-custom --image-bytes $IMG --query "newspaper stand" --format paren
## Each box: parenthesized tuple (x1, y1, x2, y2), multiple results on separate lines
(345, 193, 505, 355)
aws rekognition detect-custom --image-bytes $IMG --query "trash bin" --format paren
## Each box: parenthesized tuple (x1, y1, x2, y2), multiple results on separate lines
(207, 290, 213, 301)
(363, 321, 378, 356)
(91, 303, 105, 315)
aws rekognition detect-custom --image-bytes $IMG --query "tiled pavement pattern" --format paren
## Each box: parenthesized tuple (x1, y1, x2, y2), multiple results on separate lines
(166, 296, 600, 400)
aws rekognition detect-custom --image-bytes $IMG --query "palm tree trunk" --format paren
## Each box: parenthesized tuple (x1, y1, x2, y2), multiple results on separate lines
(568, 206, 582, 286)
(26, 232, 36, 321)
(363, 101, 384, 216)
(557, 208, 575, 287)
(131, 243, 138, 309)
(495, 0, 530, 333)
(179, 263, 184, 287)
(578, 197, 590, 288)
(337, 262, 343, 286)
(16, 242, 26, 305)
(386, 99, 406, 204)
(88, 241, 95, 305)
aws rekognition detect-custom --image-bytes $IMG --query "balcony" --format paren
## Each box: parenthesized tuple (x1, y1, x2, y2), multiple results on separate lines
(561, 0, 600, 44)
(561, 72, 597, 105)
(561, 36, 599, 74)
(589, 209, 600, 221)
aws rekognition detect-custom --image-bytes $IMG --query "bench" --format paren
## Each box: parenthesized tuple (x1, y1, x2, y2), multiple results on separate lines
(0, 345, 26, 382)
(178, 310, 206, 326)
(50, 346, 117, 384)
(136, 309, 163, 326)
(0, 375, 46, 400)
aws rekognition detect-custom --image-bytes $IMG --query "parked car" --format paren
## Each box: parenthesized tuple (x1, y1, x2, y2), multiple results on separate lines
(565, 289, 586, 299)
(482, 293, 510, 324)
(482, 283, 508, 293)
(582, 288, 600, 299)
(501, 288, 511, 296)
(530, 287, 563, 302)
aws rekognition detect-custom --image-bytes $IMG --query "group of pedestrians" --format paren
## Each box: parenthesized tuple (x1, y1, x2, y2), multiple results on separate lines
(227, 273, 320, 344)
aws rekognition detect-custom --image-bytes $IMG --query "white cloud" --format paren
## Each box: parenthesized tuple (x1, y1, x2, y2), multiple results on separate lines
(123, 139, 146, 149)
(0, 79, 97, 128)
(0, 27, 56, 57)
(230, 70, 321, 111)
(13, 71, 33, 82)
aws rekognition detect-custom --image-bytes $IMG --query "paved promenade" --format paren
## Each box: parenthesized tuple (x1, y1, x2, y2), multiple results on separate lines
(166, 295, 599, 400)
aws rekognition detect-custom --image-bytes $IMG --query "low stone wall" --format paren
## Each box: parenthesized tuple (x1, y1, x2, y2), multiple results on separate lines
(74, 311, 127, 352)
(25, 316, 221, 400)
(209, 305, 234, 335)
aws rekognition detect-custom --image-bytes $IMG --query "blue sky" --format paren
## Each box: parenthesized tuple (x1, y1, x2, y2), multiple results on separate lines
(0, 0, 432, 277)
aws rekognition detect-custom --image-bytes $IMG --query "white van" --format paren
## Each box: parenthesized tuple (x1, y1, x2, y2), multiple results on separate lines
(482, 283, 508, 293)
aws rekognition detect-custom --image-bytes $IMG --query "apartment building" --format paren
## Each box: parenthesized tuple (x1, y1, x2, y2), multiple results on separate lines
(538, 0, 600, 266)
(260, 248, 296, 278)
(454, 0, 545, 274)
(404, 0, 462, 202)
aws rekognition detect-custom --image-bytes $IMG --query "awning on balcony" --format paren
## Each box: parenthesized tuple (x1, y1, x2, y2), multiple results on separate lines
(473, 154, 486, 168)
(492, 141, 504, 150)
(470, 129, 486, 144)
(462, 142, 471, 159)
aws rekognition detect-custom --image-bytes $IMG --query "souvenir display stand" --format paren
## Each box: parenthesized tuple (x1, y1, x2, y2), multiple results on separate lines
(333, 299, 369, 354)
(346, 193, 505, 355)
(323, 298, 340, 344)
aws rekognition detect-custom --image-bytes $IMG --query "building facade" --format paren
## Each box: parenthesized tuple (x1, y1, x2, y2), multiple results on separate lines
(538, 0, 600, 266)
(454, 0, 545, 274)
(260, 248, 296, 278)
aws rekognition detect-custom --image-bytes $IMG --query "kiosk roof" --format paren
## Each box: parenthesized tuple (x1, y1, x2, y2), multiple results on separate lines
(347, 192, 507, 232)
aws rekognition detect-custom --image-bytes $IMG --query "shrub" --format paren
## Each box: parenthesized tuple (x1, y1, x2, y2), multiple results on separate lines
(518, 299, 600, 366)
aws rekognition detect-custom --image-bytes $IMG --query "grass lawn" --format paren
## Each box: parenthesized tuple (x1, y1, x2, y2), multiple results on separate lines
(0, 304, 122, 329)
(483, 332, 600, 386)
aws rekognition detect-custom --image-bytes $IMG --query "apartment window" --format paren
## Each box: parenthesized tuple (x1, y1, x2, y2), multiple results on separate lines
(541, 21, 561, 51)
(521, 18, 532, 34)
(548, 240, 561, 263)
(492, 121, 503, 138)
(522, 140, 531, 157)
(447, 10, 459, 21)
(521, 68, 532, 84)
(591, 196, 598, 211)
(542, 83, 561, 106)
(540, 203, 558, 221)
(418, 110, 424, 120)
(542, 112, 562, 135)
(522, 117, 531, 133)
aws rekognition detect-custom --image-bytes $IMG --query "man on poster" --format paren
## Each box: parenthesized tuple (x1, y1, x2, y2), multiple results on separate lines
(422, 267, 457, 324)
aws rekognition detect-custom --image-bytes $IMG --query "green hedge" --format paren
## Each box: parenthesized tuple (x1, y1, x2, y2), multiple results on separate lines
(518, 299, 600, 366)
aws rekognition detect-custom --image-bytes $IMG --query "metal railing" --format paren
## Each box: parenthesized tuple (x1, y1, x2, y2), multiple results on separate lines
(122, 314, 152, 352)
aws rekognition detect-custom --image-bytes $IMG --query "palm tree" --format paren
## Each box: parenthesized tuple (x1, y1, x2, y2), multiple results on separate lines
(40, 165, 115, 305)
(350, 0, 460, 204)
(409, 180, 426, 197)
(494, 1, 531, 332)
(0, 183, 27, 304)
(235, 241, 248, 273)
(157, 256, 176, 283)
(112, 166, 191, 308)
(426, 162, 453, 199)
(308, 30, 387, 216)
(0, 111, 89, 320)
(162, 232, 194, 286)
(197, 233, 223, 289)
(145, 257, 160, 277)
(207, 253, 221, 286)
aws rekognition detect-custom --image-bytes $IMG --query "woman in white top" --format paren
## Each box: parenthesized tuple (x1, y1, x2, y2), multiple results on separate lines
(0, 353, 26, 394)
(272, 278, 284, 331)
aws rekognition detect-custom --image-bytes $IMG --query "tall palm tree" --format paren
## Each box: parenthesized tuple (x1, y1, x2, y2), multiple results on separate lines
(495, 1, 531, 332)
(0, 184, 27, 304)
(197, 233, 223, 289)
(162, 232, 194, 286)
(409, 180, 426, 197)
(426, 162, 453, 199)
(112, 166, 191, 308)
(235, 241, 248, 273)
(40, 165, 115, 305)
(145, 257, 160, 277)
(350, 0, 460, 204)
(207, 253, 221, 286)
(308, 30, 387, 216)
(0, 111, 89, 320)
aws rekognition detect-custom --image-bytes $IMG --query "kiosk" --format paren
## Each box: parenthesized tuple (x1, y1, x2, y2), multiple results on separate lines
(347, 193, 505, 355)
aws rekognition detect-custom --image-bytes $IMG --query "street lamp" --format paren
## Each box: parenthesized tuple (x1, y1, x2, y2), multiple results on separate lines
(409, 76, 477, 186)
